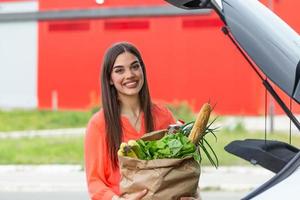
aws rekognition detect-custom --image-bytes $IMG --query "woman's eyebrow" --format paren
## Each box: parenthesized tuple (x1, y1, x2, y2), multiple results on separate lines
(113, 60, 139, 69)
(131, 60, 139, 65)
(112, 65, 124, 69)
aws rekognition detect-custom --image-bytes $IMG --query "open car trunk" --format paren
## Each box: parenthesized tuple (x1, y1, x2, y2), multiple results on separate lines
(164, 0, 300, 199)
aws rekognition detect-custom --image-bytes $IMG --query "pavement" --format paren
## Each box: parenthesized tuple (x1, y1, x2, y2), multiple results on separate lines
(0, 128, 85, 139)
(0, 165, 274, 193)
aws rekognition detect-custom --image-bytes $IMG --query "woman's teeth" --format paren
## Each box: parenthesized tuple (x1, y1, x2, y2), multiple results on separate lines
(124, 81, 138, 88)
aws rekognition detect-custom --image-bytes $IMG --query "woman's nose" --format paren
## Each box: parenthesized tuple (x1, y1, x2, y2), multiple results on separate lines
(125, 69, 135, 78)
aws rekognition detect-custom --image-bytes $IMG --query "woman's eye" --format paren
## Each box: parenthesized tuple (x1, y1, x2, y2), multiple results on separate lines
(114, 68, 124, 73)
(132, 64, 140, 70)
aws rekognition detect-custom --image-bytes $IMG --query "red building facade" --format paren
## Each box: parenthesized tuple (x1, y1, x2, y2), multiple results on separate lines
(0, 0, 299, 115)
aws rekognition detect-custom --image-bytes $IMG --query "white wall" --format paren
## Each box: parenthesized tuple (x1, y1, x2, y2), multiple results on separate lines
(0, 1, 38, 109)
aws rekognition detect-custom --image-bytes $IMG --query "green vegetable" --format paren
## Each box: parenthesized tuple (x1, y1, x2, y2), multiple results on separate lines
(136, 132, 199, 162)
(119, 109, 219, 168)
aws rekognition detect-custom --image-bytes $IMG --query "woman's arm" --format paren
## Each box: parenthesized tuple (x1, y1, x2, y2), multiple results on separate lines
(85, 117, 117, 200)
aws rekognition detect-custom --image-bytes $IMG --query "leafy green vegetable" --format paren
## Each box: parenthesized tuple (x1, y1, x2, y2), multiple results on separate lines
(136, 132, 199, 161)
(133, 118, 219, 168)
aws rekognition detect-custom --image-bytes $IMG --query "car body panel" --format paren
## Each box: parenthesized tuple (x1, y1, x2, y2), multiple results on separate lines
(254, 168, 300, 199)
(222, 0, 300, 102)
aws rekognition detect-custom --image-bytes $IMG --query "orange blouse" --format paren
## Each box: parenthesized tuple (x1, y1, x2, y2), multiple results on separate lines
(84, 104, 175, 200)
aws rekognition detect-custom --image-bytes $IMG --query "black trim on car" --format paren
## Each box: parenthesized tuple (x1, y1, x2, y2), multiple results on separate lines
(292, 61, 300, 96)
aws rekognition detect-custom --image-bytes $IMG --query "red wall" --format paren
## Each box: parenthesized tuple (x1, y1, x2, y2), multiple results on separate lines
(38, 0, 300, 115)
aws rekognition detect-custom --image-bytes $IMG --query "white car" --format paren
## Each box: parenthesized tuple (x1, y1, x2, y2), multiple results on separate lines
(164, 0, 300, 199)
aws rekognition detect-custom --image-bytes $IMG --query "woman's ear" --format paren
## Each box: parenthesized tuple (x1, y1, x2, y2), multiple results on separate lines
(110, 79, 114, 85)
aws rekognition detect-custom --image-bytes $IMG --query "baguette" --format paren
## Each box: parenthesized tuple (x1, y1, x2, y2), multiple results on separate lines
(188, 103, 212, 144)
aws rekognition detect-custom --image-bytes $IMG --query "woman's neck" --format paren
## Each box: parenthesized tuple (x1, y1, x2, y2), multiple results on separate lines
(119, 95, 141, 117)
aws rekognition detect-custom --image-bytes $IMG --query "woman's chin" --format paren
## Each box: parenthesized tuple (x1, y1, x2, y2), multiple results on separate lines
(119, 90, 140, 98)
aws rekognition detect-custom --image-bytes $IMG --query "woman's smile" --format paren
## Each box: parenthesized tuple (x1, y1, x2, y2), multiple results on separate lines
(123, 80, 139, 88)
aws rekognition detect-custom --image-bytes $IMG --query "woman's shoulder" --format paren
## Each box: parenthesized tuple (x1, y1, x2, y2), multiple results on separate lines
(85, 109, 108, 151)
(152, 103, 172, 115)
(151, 102, 175, 124)
(86, 109, 105, 131)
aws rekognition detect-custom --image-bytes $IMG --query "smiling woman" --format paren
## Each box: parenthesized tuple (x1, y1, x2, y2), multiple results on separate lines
(84, 42, 177, 200)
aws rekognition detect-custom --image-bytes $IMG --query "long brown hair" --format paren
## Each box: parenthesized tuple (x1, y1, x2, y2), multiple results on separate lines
(101, 42, 154, 168)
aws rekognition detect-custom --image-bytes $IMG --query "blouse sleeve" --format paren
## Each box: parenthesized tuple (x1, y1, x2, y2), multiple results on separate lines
(84, 117, 116, 200)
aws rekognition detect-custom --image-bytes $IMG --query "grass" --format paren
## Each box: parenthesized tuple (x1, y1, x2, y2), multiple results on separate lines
(0, 136, 84, 165)
(0, 130, 299, 165)
(1, 104, 299, 165)
(0, 109, 94, 132)
(0, 103, 193, 132)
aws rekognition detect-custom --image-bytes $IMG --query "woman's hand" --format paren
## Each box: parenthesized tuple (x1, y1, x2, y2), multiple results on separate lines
(115, 189, 148, 200)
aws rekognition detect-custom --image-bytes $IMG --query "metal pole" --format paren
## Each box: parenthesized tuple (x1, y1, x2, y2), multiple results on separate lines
(269, 100, 274, 133)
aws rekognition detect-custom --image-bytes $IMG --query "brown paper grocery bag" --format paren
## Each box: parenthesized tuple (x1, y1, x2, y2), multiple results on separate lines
(118, 130, 201, 200)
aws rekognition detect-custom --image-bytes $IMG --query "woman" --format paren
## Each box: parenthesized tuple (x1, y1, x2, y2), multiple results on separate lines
(85, 42, 198, 200)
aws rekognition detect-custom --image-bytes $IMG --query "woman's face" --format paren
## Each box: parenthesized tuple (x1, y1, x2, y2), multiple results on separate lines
(110, 52, 144, 98)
